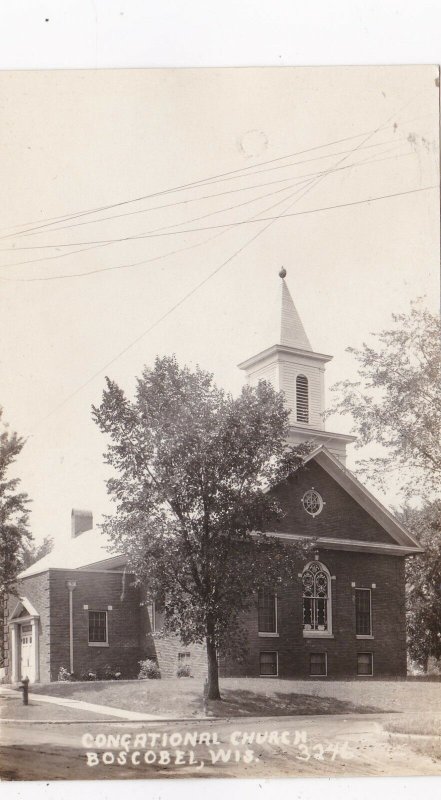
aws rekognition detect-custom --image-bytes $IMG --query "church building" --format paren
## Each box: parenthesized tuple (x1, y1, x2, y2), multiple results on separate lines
(4, 271, 422, 684)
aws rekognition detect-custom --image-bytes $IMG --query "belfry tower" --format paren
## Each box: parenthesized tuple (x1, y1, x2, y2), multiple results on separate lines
(238, 268, 354, 464)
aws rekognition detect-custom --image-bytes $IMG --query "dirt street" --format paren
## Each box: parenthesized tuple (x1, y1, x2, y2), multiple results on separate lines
(1, 713, 440, 781)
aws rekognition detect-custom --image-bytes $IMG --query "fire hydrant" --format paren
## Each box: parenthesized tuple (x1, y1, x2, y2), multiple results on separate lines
(20, 676, 30, 705)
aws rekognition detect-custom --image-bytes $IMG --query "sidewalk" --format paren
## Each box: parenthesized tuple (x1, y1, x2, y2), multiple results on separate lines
(0, 686, 169, 723)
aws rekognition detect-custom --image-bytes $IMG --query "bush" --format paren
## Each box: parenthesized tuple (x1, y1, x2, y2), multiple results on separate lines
(138, 658, 161, 679)
(103, 664, 122, 680)
(80, 670, 98, 681)
(57, 666, 74, 682)
(177, 664, 192, 678)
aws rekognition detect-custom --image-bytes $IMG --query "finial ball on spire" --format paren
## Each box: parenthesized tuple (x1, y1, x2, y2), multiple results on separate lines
(279, 267, 287, 279)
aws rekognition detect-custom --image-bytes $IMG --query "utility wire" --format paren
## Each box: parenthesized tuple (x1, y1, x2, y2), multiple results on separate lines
(1, 118, 416, 241)
(10, 136, 405, 243)
(2, 182, 434, 285)
(30, 99, 418, 425)
(1, 110, 430, 240)
(0, 177, 314, 263)
(30, 182, 320, 428)
(1, 143, 409, 258)
(2, 177, 320, 283)
(12, 137, 405, 239)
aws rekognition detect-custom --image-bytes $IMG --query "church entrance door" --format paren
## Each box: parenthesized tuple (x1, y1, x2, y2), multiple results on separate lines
(20, 624, 35, 682)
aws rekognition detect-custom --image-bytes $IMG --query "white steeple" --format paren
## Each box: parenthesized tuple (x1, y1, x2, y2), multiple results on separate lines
(238, 268, 354, 464)
(271, 268, 312, 351)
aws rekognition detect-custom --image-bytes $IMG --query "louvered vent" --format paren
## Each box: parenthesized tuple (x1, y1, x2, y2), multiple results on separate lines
(296, 375, 309, 423)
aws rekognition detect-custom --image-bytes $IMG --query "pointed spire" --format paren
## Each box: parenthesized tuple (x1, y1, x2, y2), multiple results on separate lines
(276, 268, 312, 351)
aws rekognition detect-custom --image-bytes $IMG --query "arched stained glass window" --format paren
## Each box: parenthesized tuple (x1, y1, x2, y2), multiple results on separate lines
(302, 561, 332, 634)
(296, 375, 309, 423)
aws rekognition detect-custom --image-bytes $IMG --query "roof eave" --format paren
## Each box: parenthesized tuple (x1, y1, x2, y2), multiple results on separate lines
(238, 344, 333, 371)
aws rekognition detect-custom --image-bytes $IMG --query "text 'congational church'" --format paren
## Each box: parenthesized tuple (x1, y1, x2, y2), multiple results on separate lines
(5, 271, 422, 684)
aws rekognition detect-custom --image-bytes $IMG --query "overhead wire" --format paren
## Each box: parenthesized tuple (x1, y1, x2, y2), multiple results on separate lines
(9, 135, 406, 242)
(0, 141, 410, 261)
(0, 147, 414, 281)
(1, 177, 320, 283)
(29, 97, 421, 426)
(2, 114, 425, 241)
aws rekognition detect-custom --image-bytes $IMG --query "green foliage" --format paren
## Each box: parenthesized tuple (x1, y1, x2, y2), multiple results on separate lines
(138, 658, 161, 679)
(93, 355, 313, 698)
(328, 301, 441, 501)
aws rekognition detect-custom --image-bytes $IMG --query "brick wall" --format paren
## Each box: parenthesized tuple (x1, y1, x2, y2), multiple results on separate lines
(270, 461, 397, 544)
(5, 572, 51, 683)
(153, 632, 207, 679)
(221, 549, 407, 679)
(3, 457, 408, 683)
(147, 604, 207, 679)
(48, 569, 151, 680)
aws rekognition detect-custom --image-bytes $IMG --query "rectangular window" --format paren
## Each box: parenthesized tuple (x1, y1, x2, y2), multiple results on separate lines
(147, 600, 156, 633)
(355, 589, 372, 636)
(88, 611, 108, 644)
(258, 590, 277, 634)
(357, 652, 373, 676)
(260, 651, 278, 676)
(310, 652, 327, 676)
(178, 651, 191, 665)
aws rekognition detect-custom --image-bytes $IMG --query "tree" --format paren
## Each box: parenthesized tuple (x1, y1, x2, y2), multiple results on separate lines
(93, 355, 313, 699)
(327, 301, 441, 502)
(401, 502, 441, 671)
(328, 301, 441, 669)
(21, 536, 53, 571)
(0, 408, 32, 664)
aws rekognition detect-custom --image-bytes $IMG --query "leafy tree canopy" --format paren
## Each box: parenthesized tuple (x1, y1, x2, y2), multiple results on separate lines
(93, 355, 313, 698)
(401, 502, 441, 670)
(0, 409, 32, 598)
(0, 408, 33, 666)
(328, 301, 441, 671)
(21, 536, 53, 571)
(327, 301, 441, 502)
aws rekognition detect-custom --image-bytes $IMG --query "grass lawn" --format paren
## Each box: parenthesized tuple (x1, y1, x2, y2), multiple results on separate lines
(25, 676, 441, 718)
(383, 715, 441, 736)
(382, 713, 441, 762)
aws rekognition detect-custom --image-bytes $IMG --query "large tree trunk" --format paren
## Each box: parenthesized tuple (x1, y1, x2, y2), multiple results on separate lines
(205, 617, 221, 700)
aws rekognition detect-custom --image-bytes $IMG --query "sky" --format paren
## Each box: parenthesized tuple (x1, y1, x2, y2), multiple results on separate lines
(0, 65, 439, 547)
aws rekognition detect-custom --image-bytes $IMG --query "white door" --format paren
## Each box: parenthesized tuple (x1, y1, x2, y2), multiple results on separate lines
(20, 624, 35, 682)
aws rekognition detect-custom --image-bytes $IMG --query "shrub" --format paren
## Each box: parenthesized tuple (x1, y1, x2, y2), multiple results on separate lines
(177, 664, 192, 678)
(103, 664, 122, 680)
(57, 666, 73, 682)
(80, 670, 98, 681)
(138, 658, 161, 679)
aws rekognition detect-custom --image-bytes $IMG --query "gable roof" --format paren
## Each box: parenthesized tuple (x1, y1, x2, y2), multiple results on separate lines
(295, 445, 422, 553)
(9, 596, 40, 621)
(18, 527, 125, 579)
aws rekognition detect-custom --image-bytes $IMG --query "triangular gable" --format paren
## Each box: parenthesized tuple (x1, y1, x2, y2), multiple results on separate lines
(300, 445, 422, 552)
(9, 596, 40, 622)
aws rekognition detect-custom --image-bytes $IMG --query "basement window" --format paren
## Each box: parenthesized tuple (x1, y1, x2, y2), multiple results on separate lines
(357, 652, 373, 676)
(259, 651, 278, 677)
(88, 611, 108, 645)
(310, 652, 327, 676)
